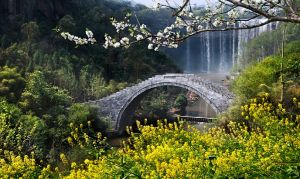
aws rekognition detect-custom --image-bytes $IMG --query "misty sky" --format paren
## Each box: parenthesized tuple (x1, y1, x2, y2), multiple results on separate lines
(132, 0, 211, 7)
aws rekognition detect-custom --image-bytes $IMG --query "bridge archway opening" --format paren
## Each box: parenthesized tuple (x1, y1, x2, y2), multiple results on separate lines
(117, 85, 217, 133)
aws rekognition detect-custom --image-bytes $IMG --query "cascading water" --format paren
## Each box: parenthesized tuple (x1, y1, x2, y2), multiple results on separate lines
(165, 20, 278, 73)
(235, 20, 279, 65)
(232, 28, 236, 68)
(185, 38, 191, 72)
(206, 31, 210, 72)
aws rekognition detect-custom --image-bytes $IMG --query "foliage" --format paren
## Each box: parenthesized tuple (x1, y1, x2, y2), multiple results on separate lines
(99, 0, 300, 51)
(136, 8, 174, 33)
(19, 71, 72, 117)
(2, 0, 300, 178)
(285, 40, 300, 54)
(21, 21, 40, 41)
(232, 41, 300, 101)
(240, 23, 300, 67)
(0, 68, 109, 164)
(64, 95, 299, 178)
(0, 0, 180, 102)
(173, 93, 188, 115)
(0, 0, 182, 170)
(0, 99, 47, 159)
(79, 67, 127, 100)
(0, 151, 42, 179)
(0, 43, 31, 70)
(136, 89, 169, 119)
(135, 87, 187, 120)
(0, 66, 26, 103)
(57, 15, 76, 33)
(240, 27, 282, 67)
(1, 82, 300, 178)
(231, 56, 281, 99)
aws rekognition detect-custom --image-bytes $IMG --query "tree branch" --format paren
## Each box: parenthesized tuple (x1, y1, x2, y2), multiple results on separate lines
(226, 0, 273, 18)
(173, 0, 191, 16)
(176, 19, 275, 43)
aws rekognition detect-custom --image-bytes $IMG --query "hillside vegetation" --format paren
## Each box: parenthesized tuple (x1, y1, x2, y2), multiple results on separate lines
(0, 0, 300, 178)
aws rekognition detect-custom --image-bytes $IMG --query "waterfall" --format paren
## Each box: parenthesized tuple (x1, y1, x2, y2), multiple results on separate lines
(185, 38, 191, 72)
(199, 33, 205, 72)
(219, 31, 227, 72)
(219, 31, 222, 72)
(165, 20, 278, 74)
(206, 31, 210, 72)
(232, 27, 236, 68)
(237, 26, 243, 67)
(235, 19, 276, 66)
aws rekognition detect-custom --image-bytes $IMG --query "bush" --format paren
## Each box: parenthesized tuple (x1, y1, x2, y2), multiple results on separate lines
(0, 151, 41, 178)
(232, 56, 281, 99)
(173, 93, 188, 115)
(231, 49, 300, 102)
(0, 99, 47, 159)
(1, 95, 299, 178)
(65, 95, 300, 178)
(0, 66, 25, 103)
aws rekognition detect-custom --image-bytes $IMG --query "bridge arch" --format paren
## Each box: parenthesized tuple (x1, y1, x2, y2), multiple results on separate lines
(88, 74, 233, 133)
(117, 82, 220, 131)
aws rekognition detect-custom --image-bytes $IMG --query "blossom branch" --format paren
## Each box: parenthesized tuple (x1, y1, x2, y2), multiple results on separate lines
(59, 0, 300, 51)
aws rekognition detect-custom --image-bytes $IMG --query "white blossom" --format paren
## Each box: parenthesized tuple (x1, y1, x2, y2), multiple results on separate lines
(61, 32, 67, 39)
(157, 32, 164, 38)
(171, 43, 178, 48)
(148, 43, 154, 50)
(213, 18, 223, 27)
(120, 37, 129, 45)
(186, 26, 193, 33)
(136, 34, 143, 41)
(227, 10, 238, 19)
(85, 30, 93, 38)
(67, 34, 74, 41)
(140, 24, 147, 30)
(113, 42, 120, 48)
(89, 38, 96, 44)
(60, 0, 295, 50)
(103, 43, 109, 49)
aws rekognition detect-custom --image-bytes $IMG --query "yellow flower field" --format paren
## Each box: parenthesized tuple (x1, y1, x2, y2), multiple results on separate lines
(1, 95, 300, 178)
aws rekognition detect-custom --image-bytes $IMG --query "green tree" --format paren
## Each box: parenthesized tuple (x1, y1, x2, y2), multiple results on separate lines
(137, 89, 169, 119)
(57, 15, 76, 32)
(88, 73, 109, 99)
(173, 94, 188, 115)
(0, 99, 47, 159)
(0, 43, 31, 69)
(232, 56, 281, 100)
(19, 71, 72, 117)
(21, 21, 39, 41)
(0, 66, 25, 103)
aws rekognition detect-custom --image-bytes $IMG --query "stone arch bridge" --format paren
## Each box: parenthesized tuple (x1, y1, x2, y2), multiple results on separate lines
(88, 74, 234, 133)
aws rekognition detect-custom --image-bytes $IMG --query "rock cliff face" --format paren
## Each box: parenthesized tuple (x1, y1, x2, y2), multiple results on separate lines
(1, 0, 71, 20)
